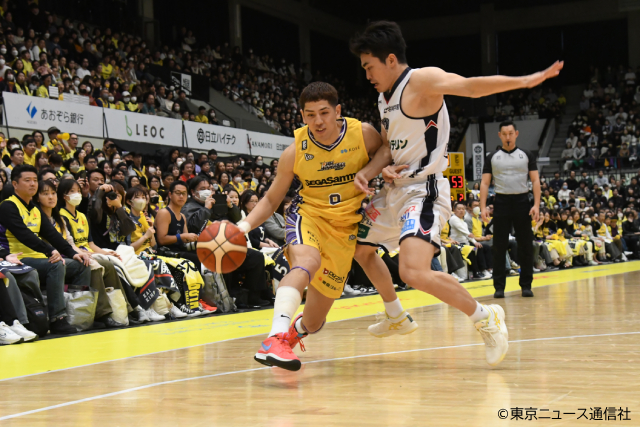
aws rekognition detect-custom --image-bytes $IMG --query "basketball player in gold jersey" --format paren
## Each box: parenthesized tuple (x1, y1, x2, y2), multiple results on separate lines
(236, 82, 385, 371)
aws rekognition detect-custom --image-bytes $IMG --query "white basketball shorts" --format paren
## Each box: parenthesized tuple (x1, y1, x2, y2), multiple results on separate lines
(357, 176, 452, 251)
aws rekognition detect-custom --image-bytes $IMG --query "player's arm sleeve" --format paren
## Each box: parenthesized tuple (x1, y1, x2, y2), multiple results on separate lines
(482, 152, 493, 175)
(523, 149, 538, 171)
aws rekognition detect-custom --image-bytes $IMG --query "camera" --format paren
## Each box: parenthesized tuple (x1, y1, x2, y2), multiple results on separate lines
(106, 191, 118, 200)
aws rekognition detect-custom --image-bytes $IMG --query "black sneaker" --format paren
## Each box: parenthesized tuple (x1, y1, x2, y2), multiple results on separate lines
(494, 290, 505, 298)
(96, 315, 125, 328)
(522, 289, 534, 297)
(128, 311, 143, 325)
(248, 294, 270, 307)
(50, 316, 78, 335)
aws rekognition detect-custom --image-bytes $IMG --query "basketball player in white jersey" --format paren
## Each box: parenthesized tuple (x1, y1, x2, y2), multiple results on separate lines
(349, 21, 563, 366)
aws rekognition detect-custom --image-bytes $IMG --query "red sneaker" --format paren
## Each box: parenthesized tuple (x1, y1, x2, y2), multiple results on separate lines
(254, 333, 301, 371)
(199, 299, 217, 313)
(286, 314, 307, 351)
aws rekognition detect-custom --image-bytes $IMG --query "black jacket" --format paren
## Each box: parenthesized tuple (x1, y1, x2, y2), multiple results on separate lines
(181, 198, 242, 234)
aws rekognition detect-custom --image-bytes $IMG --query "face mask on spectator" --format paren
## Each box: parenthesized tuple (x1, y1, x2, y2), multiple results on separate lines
(0, 59, 5, 66)
(473, 207, 481, 216)
(148, 167, 156, 174)
(132, 198, 146, 211)
(73, 79, 80, 86)
(198, 189, 212, 201)
(131, 96, 137, 102)
(264, 171, 271, 178)
(212, 184, 219, 191)
(70, 164, 80, 173)
(240, 161, 245, 167)
(150, 196, 159, 204)
(567, 219, 573, 225)
(234, 176, 242, 183)
(45, 33, 50, 39)
(67, 193, 83, 206)
(102, 93, 109, 100)
(553, 204, 558, 210)
(124, 97, 131, 103)
(256, 160, 263, 166)
(7, 74, 14, 82)
(97, 156, 105, 162)
(173, 105, 180, 111)
(176, 160, 183, 167)
(0, 48, 6, 54)
(618, 213, 624, 219)
(108, 96, 114, 102)
(11, 50, 17, 56)
(562, 185, 568, 190)
(29, 84, 38, 91)
(53, 166, 61, 172)
(585, 217, 591, 223)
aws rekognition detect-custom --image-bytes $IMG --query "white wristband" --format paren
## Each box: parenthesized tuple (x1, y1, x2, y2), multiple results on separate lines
(236, 221, 251, 233)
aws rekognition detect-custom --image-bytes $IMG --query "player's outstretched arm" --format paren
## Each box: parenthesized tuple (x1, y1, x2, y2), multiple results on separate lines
(415, 61, 564, 99)
(238, 144, 295, 233)
(354, 124, 391, 195)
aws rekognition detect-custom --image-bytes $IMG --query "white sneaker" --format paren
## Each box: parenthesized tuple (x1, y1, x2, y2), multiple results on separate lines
(474, 304, 509, 366)
(510, 261, 520, 269)
(451, 272, 464, 282)
(532, 267, 540, 273)
(343, 284, 362, 296)
(588, 260, 598, 266)
(368, 311, 419, 338)
(621, 254, 629, 262)
(145, 307, 166, 322)
(178, 303, 204, 317)
(170, 305, 188, 318)
(9, 320, 38, 342)
(135, 306, 150, 323)
(0, 321, 23, 345)
(508, 269, 519, 276)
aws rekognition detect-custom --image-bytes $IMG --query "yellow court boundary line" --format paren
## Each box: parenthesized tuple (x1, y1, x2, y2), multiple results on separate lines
(1, 261, 638, 381)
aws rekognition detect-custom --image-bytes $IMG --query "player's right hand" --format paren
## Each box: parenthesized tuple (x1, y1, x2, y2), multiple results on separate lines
(382, 165, 409, 183)
(354, 171, 373, 196)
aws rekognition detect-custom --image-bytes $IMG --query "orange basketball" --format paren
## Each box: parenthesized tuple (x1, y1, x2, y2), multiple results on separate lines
(197, 221, 248, 273)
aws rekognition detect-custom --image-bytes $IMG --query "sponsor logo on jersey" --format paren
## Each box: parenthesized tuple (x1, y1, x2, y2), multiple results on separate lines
(366, 202, 381, 222)
(425, 120, 438, 131)
(340, 146, 361, 154)
(402, 219, 416, 233)
(390, 139, 408, 150)
(382, 118, 389, 131)
(323, 268, 344, 283)
(357, 224, 370, 238)
(302, 140, 308, 150)
(318, 161, 346, 171)
(304, 173, 356, 188)
(383, 104, 400, 113)
(304, 153, 314, 161)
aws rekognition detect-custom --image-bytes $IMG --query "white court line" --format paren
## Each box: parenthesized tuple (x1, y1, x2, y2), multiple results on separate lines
(0, 330, 638, 422)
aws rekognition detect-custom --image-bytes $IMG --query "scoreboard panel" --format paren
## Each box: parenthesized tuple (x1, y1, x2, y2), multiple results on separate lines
(442, 152, 466, 203)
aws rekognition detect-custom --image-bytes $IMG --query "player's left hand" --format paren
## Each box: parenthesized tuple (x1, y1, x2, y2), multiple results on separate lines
(529, 205, 540, 222)
(354, 171, 374, 196)
(382, 165, 409, 183)
(525, 61, 564, 88)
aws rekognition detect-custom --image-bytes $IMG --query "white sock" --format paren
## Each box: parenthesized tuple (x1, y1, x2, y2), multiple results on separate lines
(469, 301, 489, 323)
(269, 286, 302, 336)
(294, 316, 306, 335)
(384, 298, 404, 318)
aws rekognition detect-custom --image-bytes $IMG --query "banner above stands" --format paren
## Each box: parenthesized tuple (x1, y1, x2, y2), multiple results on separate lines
(3, 92, 293, 158)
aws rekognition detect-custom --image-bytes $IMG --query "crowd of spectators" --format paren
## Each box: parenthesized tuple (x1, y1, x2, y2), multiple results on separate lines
(562, 64, 640, 171)
(491, 87, 564, 123)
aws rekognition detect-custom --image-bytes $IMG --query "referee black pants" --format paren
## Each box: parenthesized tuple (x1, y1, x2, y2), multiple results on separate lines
(492, 209, 534, 291)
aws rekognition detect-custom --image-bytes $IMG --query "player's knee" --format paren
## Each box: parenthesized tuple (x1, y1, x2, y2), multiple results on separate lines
(296, 256, 321, 277)
(354, 244, 376, 264)
(400, 266, 430, 288)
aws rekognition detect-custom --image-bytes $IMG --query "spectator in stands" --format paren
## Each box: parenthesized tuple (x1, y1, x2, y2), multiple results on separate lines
(141, 93, 156, 115)
(194, 106, 209, 123)
(561, 142, 574, 171)
(449, 202, 491, 279)
(572, 141, 586, 169)
(0, 165, 90, 335)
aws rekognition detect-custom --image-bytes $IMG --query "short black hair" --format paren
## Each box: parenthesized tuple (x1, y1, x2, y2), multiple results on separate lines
(349, 21, 407, 64)
(188, 175, 209, 193)
(170, 180, 188, 193)
(10, 147, 23, 157)
(499, 121, 517, 131)
(88, 169, 106, 181)
(299, 82, 339, 111)
(208, 149, 217, 156)
(11, 164, 37, 183)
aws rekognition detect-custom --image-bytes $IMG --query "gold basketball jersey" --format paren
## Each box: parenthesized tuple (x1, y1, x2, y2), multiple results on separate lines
(291, 117, 369, 227)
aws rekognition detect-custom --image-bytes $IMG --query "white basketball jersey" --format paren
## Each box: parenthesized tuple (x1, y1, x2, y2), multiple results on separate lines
(379, 67, 450, 181)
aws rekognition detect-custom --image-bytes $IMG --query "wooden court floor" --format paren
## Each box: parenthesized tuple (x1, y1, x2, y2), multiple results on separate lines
(1, 263, 640, 426)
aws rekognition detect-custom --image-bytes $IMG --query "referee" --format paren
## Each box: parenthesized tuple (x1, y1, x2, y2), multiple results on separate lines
(480, 121, 540, 298)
